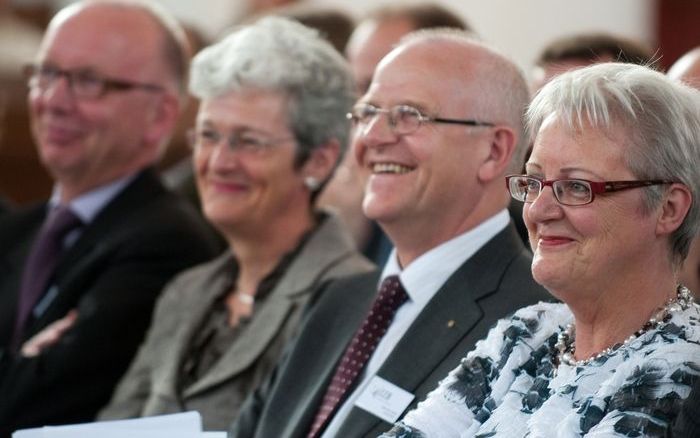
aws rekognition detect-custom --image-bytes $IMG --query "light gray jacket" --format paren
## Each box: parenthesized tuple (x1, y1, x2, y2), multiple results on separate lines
(99, 213, 373, 430)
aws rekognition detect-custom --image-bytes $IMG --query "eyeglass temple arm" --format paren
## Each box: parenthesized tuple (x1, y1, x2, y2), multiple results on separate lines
(431, 117, 494, 127)
(603, 180, 672, 192)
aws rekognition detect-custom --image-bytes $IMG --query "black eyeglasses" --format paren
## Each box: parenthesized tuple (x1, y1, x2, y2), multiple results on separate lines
(505, 174, 674, 206)
(24, 64, 164, 99)
(347, 103, 494, 135)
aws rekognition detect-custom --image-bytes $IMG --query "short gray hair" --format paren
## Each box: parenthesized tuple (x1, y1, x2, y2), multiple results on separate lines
(527, 62, 700, 265)
(189, 16, 355, 168)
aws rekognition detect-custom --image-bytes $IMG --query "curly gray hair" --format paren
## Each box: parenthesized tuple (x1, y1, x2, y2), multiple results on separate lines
(189, 16, 355, 172)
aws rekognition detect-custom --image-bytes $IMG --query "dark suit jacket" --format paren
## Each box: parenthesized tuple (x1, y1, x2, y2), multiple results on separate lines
(0, 168, 223, 436)
(230, 223, 551, 438)
(0, 196, 12, 215)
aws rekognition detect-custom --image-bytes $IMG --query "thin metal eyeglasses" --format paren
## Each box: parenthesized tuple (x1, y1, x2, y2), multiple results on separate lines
(505, 174, 674, 206)
(346, 103, 494, 135)
(187, 128, 294, 156)
(24, 64, 164, 99)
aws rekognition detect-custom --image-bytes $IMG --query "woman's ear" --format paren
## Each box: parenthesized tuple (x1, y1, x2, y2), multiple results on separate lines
(302, 138, 341, 186)
(477, 126, 517, 183)
(656, 183, 692, 237)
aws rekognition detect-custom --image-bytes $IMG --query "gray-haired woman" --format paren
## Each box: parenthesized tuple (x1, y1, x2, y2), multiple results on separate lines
(382, 62, 700, 437)
(99, 17, 373, 430)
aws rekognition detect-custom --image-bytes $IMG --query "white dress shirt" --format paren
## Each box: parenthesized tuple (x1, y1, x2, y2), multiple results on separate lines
(321, 209, 510, 437)
(49, 173, 136, 247)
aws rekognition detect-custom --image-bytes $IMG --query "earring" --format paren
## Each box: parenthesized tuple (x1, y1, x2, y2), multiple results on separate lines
(304, 176, 320, 191)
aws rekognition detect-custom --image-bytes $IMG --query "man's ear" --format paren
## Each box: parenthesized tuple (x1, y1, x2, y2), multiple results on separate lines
(145, 93, 181, 150)
(656, 183, 692, 237)
(477, 126, 517, 183)
(302, 138, 341, 185)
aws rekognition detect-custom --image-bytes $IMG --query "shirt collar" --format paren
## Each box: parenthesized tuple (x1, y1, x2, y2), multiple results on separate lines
(380, 209, 510, 307)
(49, 173, 138, 224)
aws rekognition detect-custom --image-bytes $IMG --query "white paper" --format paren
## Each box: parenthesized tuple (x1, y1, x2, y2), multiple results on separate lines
(12, 412, 225, 438)
(12, 428, 43, 438)
(48, 431, 224, 438)
(45, 411, 202, 431)
(354, 375, 415, 423)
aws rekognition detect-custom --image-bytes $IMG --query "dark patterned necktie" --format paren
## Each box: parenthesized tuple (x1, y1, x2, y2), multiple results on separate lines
(11, 206, 82, 350)
(307, 275, 408, 438)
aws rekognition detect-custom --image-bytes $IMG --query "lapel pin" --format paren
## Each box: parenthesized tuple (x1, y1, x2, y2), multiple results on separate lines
(447, 320, 456, 328)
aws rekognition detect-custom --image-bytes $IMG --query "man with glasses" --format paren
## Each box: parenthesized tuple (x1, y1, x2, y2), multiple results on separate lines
(318, 3, 471, 268)
(230, 29, 550, 438)
(0, 1, 221, 434)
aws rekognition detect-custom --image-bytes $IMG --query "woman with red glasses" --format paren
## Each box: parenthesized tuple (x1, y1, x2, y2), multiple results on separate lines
(382, 62, 700, 437)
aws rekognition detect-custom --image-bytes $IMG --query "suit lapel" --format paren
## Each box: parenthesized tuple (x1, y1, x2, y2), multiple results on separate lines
(24, 169, 167, 338)
(0, 204, 46, 283)
(287, 271, 381, 438)
(152, 254, 232, 401)
(184, 215, 366, 397)
(338, 225, 525, 436)
(183, 293, 296, 397)
(0, 205, 46, 347)
(56, 169, 165, 275)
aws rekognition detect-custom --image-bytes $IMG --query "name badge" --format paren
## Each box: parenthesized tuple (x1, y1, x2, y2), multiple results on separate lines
(354, 376, 415, 423)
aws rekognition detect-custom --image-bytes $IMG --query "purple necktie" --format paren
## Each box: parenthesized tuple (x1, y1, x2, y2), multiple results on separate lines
(307, 275, 408, 438)
(11, 206, 82, 350)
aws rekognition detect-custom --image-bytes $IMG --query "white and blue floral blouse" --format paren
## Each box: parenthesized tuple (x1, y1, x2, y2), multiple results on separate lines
(381, 301, 700, 437)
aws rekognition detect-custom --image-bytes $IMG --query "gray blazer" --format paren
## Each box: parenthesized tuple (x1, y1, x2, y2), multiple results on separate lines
(230, 223, 552, 438)
(99, 213, 374, 430)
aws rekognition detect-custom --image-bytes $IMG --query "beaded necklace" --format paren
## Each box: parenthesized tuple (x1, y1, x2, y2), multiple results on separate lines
(555, 285, 695, 367)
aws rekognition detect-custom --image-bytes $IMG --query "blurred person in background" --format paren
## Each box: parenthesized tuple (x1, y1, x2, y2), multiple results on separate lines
(531, 32, 656, 93)
(268, 4, 355, 53)
(344, 3, 469, 96)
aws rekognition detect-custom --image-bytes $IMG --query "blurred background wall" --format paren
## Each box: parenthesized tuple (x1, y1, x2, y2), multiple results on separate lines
(175, 0, 657, 74)
(2, 0, 698, 206)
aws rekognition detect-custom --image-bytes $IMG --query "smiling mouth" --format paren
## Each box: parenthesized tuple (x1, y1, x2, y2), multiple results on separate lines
(538, 235, 574, 246)
(371, 163, 414, 174)
(207, 178, 249, 190)
(45, 132, 78, 146)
